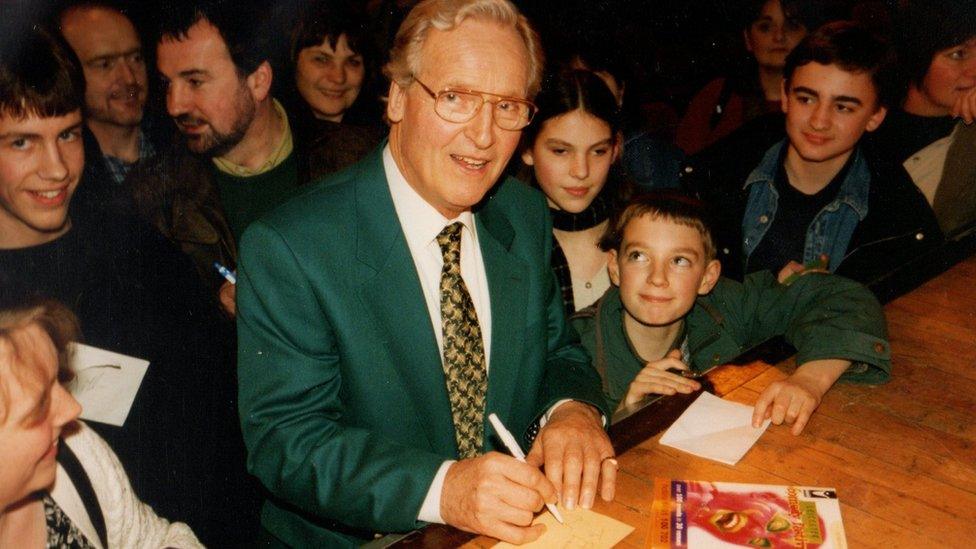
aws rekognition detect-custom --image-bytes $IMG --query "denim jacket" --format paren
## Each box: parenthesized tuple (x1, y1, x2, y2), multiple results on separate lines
(742, 140, 869, 271)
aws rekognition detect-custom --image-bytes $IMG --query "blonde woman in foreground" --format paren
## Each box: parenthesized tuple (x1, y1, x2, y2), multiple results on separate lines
(0, 300, 202, 548)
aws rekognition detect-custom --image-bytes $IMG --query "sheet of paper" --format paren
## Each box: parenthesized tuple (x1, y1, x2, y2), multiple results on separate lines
(493, 506, 634, 549)
(66, 343, 149, 427)
(659, 391, 770, 465)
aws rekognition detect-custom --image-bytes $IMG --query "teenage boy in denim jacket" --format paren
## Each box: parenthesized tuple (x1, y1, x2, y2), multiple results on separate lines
(689, 22, 940, 288)
(571, 192, 890, 435)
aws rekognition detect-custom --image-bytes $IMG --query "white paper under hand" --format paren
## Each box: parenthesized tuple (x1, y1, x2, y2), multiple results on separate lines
(659, 391, 770, 465)
(67, 343, 149, 427)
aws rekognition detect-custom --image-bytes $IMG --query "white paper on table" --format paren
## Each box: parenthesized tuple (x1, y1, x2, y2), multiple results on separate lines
(66, 343, 149, 427)
(659, 391, 770, 465)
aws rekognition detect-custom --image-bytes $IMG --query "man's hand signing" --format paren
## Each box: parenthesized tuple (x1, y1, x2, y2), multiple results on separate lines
(440, 452, 555, 544)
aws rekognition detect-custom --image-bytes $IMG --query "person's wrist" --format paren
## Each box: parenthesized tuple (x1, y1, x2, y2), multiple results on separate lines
(793, 359, 848, 397)
(550, 400, 600, 424)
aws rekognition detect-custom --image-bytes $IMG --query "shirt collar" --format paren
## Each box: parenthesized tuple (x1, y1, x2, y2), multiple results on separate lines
(102, 129, 154, 165)
(743, 140, 787, 191)
(834, 147, 870, 219)
(744, 139, 870, 220)
(212, 98, 293, 177)
(383, 145, 477, 249)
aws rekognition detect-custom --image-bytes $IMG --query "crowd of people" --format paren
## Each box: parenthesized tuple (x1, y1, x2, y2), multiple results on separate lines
(0, 0, 972, 547)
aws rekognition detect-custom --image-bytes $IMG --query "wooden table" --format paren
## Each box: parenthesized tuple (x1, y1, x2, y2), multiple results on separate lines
(396, 255, 976, 548)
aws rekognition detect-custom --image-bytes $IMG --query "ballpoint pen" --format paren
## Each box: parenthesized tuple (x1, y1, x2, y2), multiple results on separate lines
(213, 261, 237, 285)
(488, 413, 565, 524)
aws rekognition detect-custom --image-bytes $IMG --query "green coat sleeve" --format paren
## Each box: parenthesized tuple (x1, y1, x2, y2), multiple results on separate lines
(702, 271, 891, 383)
(236, 220, 442, 534)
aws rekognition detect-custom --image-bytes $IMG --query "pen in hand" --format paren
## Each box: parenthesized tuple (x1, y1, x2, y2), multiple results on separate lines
(213, 261, 236, 285)
(487, 413, 565, 524)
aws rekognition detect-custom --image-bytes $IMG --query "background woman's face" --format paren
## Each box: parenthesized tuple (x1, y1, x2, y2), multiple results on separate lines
(745, 0, 807, 71)
(522, 109, 617, 213)
(295, 34, 366, 122)
(916, 38, 976, 115)
(0, 324, 81, 509)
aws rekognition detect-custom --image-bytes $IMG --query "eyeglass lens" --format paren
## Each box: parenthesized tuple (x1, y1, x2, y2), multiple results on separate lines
(436, 91, 530, 129)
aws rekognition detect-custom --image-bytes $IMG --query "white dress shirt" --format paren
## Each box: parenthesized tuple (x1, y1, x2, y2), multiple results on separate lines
(382, 147, 587, 524)
(383, 146, 492, 523)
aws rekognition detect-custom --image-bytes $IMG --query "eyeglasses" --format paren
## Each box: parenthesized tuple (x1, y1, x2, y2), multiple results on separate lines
(413, 77, 537, 131)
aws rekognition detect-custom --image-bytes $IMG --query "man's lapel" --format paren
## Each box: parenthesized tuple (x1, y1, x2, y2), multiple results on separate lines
(476, 200, 529, 424)
(353, 153, 456, 454)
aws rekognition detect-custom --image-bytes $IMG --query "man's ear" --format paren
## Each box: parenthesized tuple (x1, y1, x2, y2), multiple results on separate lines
(698, 259, 721, 295)
(521, 147, 535, 166)
(612, 133, 622, 162)
(387, 80, 406, 124)
(246, 61, 273, 102)
(864, 105, 888, 133)
(607, 249, 621, 286)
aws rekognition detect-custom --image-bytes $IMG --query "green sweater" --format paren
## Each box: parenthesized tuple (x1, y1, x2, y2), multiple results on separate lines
(571, 271, 891, 411)
(214, 152, 300, 241)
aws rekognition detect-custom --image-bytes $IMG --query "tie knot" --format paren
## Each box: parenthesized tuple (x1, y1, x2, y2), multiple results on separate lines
(436, 222, 464, 264)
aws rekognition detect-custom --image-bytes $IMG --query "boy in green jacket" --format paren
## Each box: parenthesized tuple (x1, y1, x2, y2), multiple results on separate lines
(571, 192, 890, 435)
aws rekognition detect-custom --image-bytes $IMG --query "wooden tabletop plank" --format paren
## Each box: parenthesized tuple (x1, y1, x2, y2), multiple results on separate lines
(840, 505, 940, 549)
(810, 396, 976, 493)
(736, 425, 976, 542)
(392, 255, 976, 547)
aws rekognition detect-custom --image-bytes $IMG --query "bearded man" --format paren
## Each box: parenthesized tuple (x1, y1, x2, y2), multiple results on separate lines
(128, 0, 329, 314)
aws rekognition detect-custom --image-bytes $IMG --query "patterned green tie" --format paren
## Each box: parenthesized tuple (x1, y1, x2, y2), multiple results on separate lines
(437, 222, 487, 459)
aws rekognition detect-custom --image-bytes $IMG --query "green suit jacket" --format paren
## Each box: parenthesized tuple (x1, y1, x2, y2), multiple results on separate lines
(236, 145, 609, 547)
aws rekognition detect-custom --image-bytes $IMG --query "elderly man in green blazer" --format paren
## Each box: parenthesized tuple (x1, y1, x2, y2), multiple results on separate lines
(236, 0, 616, 546)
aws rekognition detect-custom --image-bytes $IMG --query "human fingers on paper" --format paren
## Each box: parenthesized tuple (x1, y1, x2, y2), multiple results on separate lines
(529, 401, 614, 511)
(752, 358, 850, 435)
(440, 452, 553, 544)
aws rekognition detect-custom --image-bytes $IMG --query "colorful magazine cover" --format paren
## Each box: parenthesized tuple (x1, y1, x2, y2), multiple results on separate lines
(649, 479, 847, 549)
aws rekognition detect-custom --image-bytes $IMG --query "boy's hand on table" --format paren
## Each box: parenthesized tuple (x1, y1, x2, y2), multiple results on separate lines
(752, 359, 850, 435)
(777, 254, 829, 285)
(620, 349, 701, 409)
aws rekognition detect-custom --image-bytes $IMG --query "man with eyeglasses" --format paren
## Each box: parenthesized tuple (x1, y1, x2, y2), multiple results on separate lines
(235, 0, 616, 547)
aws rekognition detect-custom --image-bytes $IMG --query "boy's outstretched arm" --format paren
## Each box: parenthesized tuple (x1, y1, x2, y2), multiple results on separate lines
(752, 358, 851, 435)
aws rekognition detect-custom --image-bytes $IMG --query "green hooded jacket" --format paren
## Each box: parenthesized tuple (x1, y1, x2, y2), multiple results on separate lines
(571, 270, 891, 411)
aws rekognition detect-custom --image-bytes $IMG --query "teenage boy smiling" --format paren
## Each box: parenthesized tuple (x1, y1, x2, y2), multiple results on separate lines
(692, 22, 941, 289)
(572, 192, 891, 435)
(0, 26, 257, 544)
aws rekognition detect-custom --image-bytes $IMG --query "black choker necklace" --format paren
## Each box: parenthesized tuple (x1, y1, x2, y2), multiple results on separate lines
(549, 193, 612, 231)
